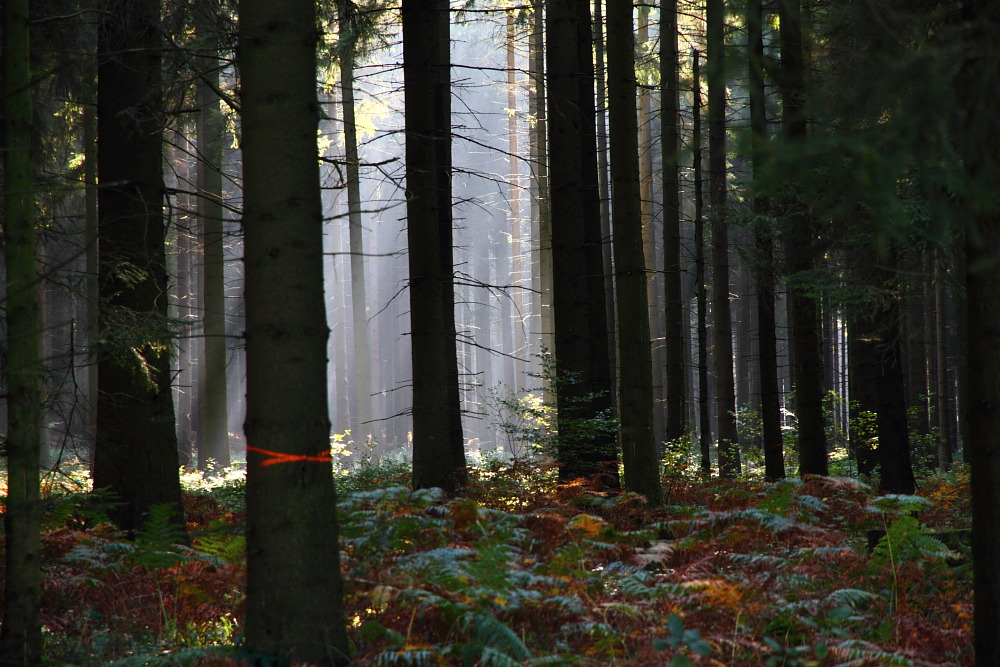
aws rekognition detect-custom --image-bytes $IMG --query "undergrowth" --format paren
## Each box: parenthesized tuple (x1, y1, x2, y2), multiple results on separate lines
(1, 459, 972, 666)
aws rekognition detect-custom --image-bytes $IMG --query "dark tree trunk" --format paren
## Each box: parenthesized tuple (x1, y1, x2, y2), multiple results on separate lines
(1, 0, 43, 661)
(747, 0, 785, 480)
(707, 0, 740, 477)
(546, 0, 617, 481)
(94, 0, 186, 535)
(661, 0, 686, 443)
(692, 49, 712, 475)
(778, 0, 827, 477)
(956, 4, 1000, 662)
(404, 0, 466, 491)
(239, 0, 350, 661)
(195, 0, 230, 469)
(607, 0, 662, 504)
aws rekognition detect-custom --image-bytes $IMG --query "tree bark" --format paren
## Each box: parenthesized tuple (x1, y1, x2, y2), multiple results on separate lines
(0, 0, 43, 662)
(337, 0, 375, 443)
(607, 0, 663, 503)
(195, 0, 230, 469)
(707, 0, 741, 477)
(956, 3, 1000, 662)
(692, 49, 712, 475)
(239, 0, 350, 659)
(546, 0, 617, 482)
(404, 0, 467, 491)
(779, 0, 827, 477)
(661, 0, 686, 444)
(94, 0, 186, 535)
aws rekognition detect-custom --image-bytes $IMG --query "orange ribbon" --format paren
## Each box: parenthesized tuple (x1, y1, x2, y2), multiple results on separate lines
(247, 445, 332, 466)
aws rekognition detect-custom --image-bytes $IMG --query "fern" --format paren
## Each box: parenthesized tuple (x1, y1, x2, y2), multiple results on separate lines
(871, 515, 953, 566)
(824, 588, 879, 610)
(831, 639, 916, 666)
(107, 645, 229, 666)
(191, 519, 246, 564)
(374, 647, 439, 666)
(465, 612, 533, 661)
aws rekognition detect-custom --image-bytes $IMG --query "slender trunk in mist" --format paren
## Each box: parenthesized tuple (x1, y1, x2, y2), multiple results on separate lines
(529, 0, 553, 394)
(95, 0, 186, 535)
(779, 0, 827, 477)
(1, 0, 43, 661)
(239, 0, 349, 659)
(661, 0, 686, 444)
(692, 50, 712, 475)
(593, 0, 617, 394)
(196, 0, 230, 469)
(507, 13, 526, 386)
(546, 0, 617, 482)
(607, 0, 663, 504)
(337, 2, 374, 442)
(747, 0, 785, 480)
(403, 0, 466, 491)
(707, 0, 740, 477)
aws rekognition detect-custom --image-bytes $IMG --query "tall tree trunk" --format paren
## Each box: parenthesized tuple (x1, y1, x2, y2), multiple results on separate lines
(337, 0, 375, 442)
(747, 0, 784, 480)
(848, 311, 879, 476)
(404, 0, 466, 491)
(507, 13, 527, 387)
(661, 0, 685, 443)
(546, 0, 617, 481)
(529, 0, 553, 396)
(95, 0, 186, 535)
(593, 0, 617, 395)
(707, 0, 740, 477)
(692, 49, 712, 475)
(607, 0, 663, 504)
(957, 4, 1000, 661)
(195, 0, 230, 468)
(779, 0, 827, 477)
(933, 251, 953, 469)
(1, 0, 42, 661)
(239, 0, 350, 660)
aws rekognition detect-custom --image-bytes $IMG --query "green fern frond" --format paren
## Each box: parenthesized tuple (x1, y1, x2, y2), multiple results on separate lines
(824, 588, 879, 610)
(466, 612, 533, 661)
(831, 639, 916, 666)
(374, 647, 439, 666)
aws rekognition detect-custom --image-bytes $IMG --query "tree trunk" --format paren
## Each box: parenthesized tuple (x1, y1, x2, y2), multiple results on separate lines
(545, 0, 617, 482)
(934, 251, 953, 469)
(747, 0, 785, 480)
(239, 0, 350, 660)
(779, 0, 827, 477)
(404, 0, 466, 491)
(661, 0, 686, 443)
(507, 13, 527, 387)
(337, 0, 375, 443)
(94, 0, 186, 535)
(607, 0, 663, 504)
(692, 49, 712, 475)
(956, 4, 1000, 662)
(592, 0, 617, 397)
(707, 0, 740, 477)
(194, 1, 230, 468)
(1, 1, 43, 662)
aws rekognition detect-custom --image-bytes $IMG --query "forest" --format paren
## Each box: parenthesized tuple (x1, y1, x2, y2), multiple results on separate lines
(0, 0, 997, 665)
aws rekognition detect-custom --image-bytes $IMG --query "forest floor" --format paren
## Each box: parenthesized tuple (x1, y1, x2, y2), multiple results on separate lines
(16, 458, 972, 666)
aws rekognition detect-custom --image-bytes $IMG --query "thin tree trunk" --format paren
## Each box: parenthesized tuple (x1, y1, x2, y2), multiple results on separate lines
(707, 0, 740, 477)
(661, 0, 685, 443)
(507, 13, 527, 387)
(934, 251, 953, 469)
(750, 0, 788, 477)
(692, 49, 712, 475)
(337, 2, 375, 442)
(748, 0, 785, 479)
(593, 0, 617, 394)
(195, 1, 230, 467)
(607, 0, 663, 503)
(1, 0, 43, 661)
